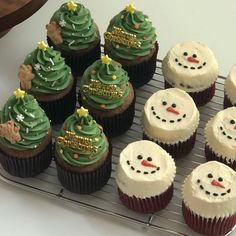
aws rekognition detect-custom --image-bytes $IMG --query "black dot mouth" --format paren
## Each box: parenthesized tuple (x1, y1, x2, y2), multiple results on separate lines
(126, 160, 160, 175)
(175, 58, 207, 70)
(219, 126, 236, 140)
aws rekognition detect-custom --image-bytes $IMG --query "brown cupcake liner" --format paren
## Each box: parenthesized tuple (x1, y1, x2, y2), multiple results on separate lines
(55, 143, 112, 194)
(205, 144, 236, 171)
(224, 93, 234, 109)
(47, 37, 101, 77)
(0, 141, 52, 178)
(143, 131, 197, 159)
(118, 184, 173, 214)
(182, 201, 236, 236)
(165, 80, 215, 106)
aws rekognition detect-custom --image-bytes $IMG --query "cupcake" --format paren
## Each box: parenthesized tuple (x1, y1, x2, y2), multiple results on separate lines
(79, 55, 135, 137)
(0, 89, 52, 177)
(224, 65, 236, 108)
(46, 1, 100, 77)
(18, 41, 76, 125)
(104, 4, 158, 88)
(204, 107, 236, 170)
(54, 107, 112, 194)
(182, 161, 236, 236)
(142, 88, 200, 159)
(162, 41, 219, 106)
(116, 140, 176, 214)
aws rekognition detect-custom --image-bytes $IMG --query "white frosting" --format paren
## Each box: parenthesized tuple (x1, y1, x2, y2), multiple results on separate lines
(116, 140, 176, 198)
(162, 41, 219, 92)
(182, 161, 236, 218)
(142, 88, 200, 144)
(225, 65, 236, 104)
(205, 107, 236, 162)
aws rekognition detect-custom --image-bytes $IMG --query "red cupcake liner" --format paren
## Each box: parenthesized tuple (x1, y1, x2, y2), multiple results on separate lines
(143, 131, 197, 159)
(182, 201, 236, 236)
(0, 141, 52, 178)
(118, 184, 173, 214)
(205, 144, 236, 171)
(224, 94, 234, 109)
(165, 80, 215, 106)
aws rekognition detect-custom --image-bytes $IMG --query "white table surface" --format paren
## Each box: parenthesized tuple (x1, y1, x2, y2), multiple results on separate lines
(0, 1, 236, 235)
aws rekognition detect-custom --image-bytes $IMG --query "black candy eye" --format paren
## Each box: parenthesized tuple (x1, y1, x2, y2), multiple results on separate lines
(137, 155, 143, 160)
(230, 120, 235, 125)
(208, 173, 213, 178)
(218, 177, 223, 182)
(172, 103, 176, 108)
(162, 101, 167, 106)
(192, 54, 197, 58)
(183, 52, 188, 56)
(147, 157, 152, 162)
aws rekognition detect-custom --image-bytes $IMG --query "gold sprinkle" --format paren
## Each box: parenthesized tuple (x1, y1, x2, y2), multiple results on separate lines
(115, 44, 120, 48)
(112, 75, 117, 80)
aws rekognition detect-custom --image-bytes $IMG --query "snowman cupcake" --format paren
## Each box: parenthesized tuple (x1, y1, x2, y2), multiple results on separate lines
(116, 140, 176, 214)
(182, 161, 236, 236)
(205, 107, 236, 170)
(162, 41, 219, 106)
(142, 88, 200, 159)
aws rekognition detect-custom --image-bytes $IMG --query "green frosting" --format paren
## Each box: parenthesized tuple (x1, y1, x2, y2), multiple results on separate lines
(50, 2, 98, 51)
(24, 46, 72, 94)
(80, 58, 130, 110)
(0, 92, 50, 150)
(55, 110, 108, 167)
(105, 8, 157, 60)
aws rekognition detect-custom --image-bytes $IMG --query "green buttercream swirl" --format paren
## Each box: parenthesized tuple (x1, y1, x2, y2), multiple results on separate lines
(24, 46, 72, 94)
(50, 3, 97, 51)
(80, 59, 130, 110)
(55, 111, 108, 167)
(0, 94, 50, 150)
(105, 9, 157, 60)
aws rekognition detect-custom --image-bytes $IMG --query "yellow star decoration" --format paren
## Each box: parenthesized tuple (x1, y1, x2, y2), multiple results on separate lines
(101, 55, 112, 65)
(67, 1, 78, 11)
(77, 107, 88, 117)
(126, 4, 136, 14)
(13, 88, 25, 99)
(37, 41, 48, 51)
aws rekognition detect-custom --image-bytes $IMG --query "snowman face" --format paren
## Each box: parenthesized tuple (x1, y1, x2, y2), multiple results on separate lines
(218, 117, 236, 141)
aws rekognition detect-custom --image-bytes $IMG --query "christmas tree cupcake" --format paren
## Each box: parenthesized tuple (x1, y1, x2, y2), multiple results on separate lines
(18, 41, 76, 124)
(0, 89, 52, 177)
(54, 107, 112, 194)
(79, 55, 135, 137)
(104, 4, 158, 88)
(46, 1, 101, 77)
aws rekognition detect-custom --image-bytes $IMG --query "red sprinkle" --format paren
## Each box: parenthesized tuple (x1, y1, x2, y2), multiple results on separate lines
(91, 70, 97, 75)
(88, 156, 93, 161)
(73, 153, 79, 159)
(100, 104, 106, 109)
(143, 36, 147, 40)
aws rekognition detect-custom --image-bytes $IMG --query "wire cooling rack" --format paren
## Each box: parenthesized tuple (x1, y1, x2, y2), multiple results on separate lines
(0, 59, 234, 236)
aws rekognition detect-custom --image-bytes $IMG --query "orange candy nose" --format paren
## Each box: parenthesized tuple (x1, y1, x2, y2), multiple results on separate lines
(211, 180, 225, 189)
(187, 56, 199, 63)
(141, 160, 156, 168)
(166, 107, 180, 115)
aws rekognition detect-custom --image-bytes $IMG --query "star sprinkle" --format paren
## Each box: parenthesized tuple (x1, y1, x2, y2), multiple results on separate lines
(126, 4, 136, 14)
(13, 88, 25, 99)
(59, 19, 66, 27)
(77, 107, 88, 117)
(16, 114, 24, 122)
(37, 41, 48, 51)
(101, 55, 112, 65)
(34, 63, 41, 71)
(67, 1, 78, 11)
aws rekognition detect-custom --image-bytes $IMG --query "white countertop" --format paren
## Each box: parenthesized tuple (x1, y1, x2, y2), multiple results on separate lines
(0, 1, 236, 235)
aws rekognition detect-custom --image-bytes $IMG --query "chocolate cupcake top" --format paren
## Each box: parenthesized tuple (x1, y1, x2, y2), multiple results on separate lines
(18, 41, 72, 94)
(55, 107, 109, 167)
(205, 107, 236, 162)
(225, 65, 236, 105)
(142, 88, 200, 143)
(116, 140, 176, 198)
(182, 161, 236, 218)
(47, 1, 98, 51)
(80, 55, 131, 110)
(0, 89, 50, 150)
(104, 4, 157, 60)
(162, 41, 219, 93)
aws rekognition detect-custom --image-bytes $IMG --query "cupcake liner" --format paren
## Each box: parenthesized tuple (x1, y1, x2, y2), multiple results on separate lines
(143, 131, 197, 159)
(182, 201, 236, 236)
(0, 141, 52, 178)
(47, 37, 101, 77)
(55, 142, 112, 194)
(224, 94, 234, 109)
(165, 80, 215, 106)
(118, 184, 173, 214)
(205, 144, 236, 171)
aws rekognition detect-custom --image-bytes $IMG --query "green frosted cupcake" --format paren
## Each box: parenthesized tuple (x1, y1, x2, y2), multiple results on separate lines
(18, 41, 76, 124)
(54, 106, 112, 193)
(0, 89, 52, 177)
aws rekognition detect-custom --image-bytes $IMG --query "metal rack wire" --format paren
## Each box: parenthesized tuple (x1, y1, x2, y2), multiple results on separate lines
(0, 59, 234, 236)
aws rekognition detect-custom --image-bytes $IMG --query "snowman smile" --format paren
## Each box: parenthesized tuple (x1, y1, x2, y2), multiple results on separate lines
(219, 125, 236, 140)
(175, 58, 207, 70)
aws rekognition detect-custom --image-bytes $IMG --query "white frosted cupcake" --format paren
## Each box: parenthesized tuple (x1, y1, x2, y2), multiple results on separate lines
(116, 140, 176, 214)
(162, 41, 219, 106)
(182, 161, 236, 236)
(205, 107, 236, 170)
(142, 88, 200, 159)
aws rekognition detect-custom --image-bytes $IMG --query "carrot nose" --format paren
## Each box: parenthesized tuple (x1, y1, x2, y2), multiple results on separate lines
(211, 180, 225, 189)
(187, 56, 199, 63)
(166, 107, 180, 115)
(141, 160, 156, 168)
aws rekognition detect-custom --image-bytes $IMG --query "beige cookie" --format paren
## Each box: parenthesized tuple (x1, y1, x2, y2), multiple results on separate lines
(18, 64, 35, 90)
(46, 21, 63, 45)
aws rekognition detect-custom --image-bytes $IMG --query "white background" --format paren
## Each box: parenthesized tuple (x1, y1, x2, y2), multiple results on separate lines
(0, 1, 236, 235)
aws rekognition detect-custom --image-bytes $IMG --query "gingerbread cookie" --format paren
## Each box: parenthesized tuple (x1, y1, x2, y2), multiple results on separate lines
(0, 120, 21, 144)
(18, 64, 35, 90)
(46, 21, 63, 45)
